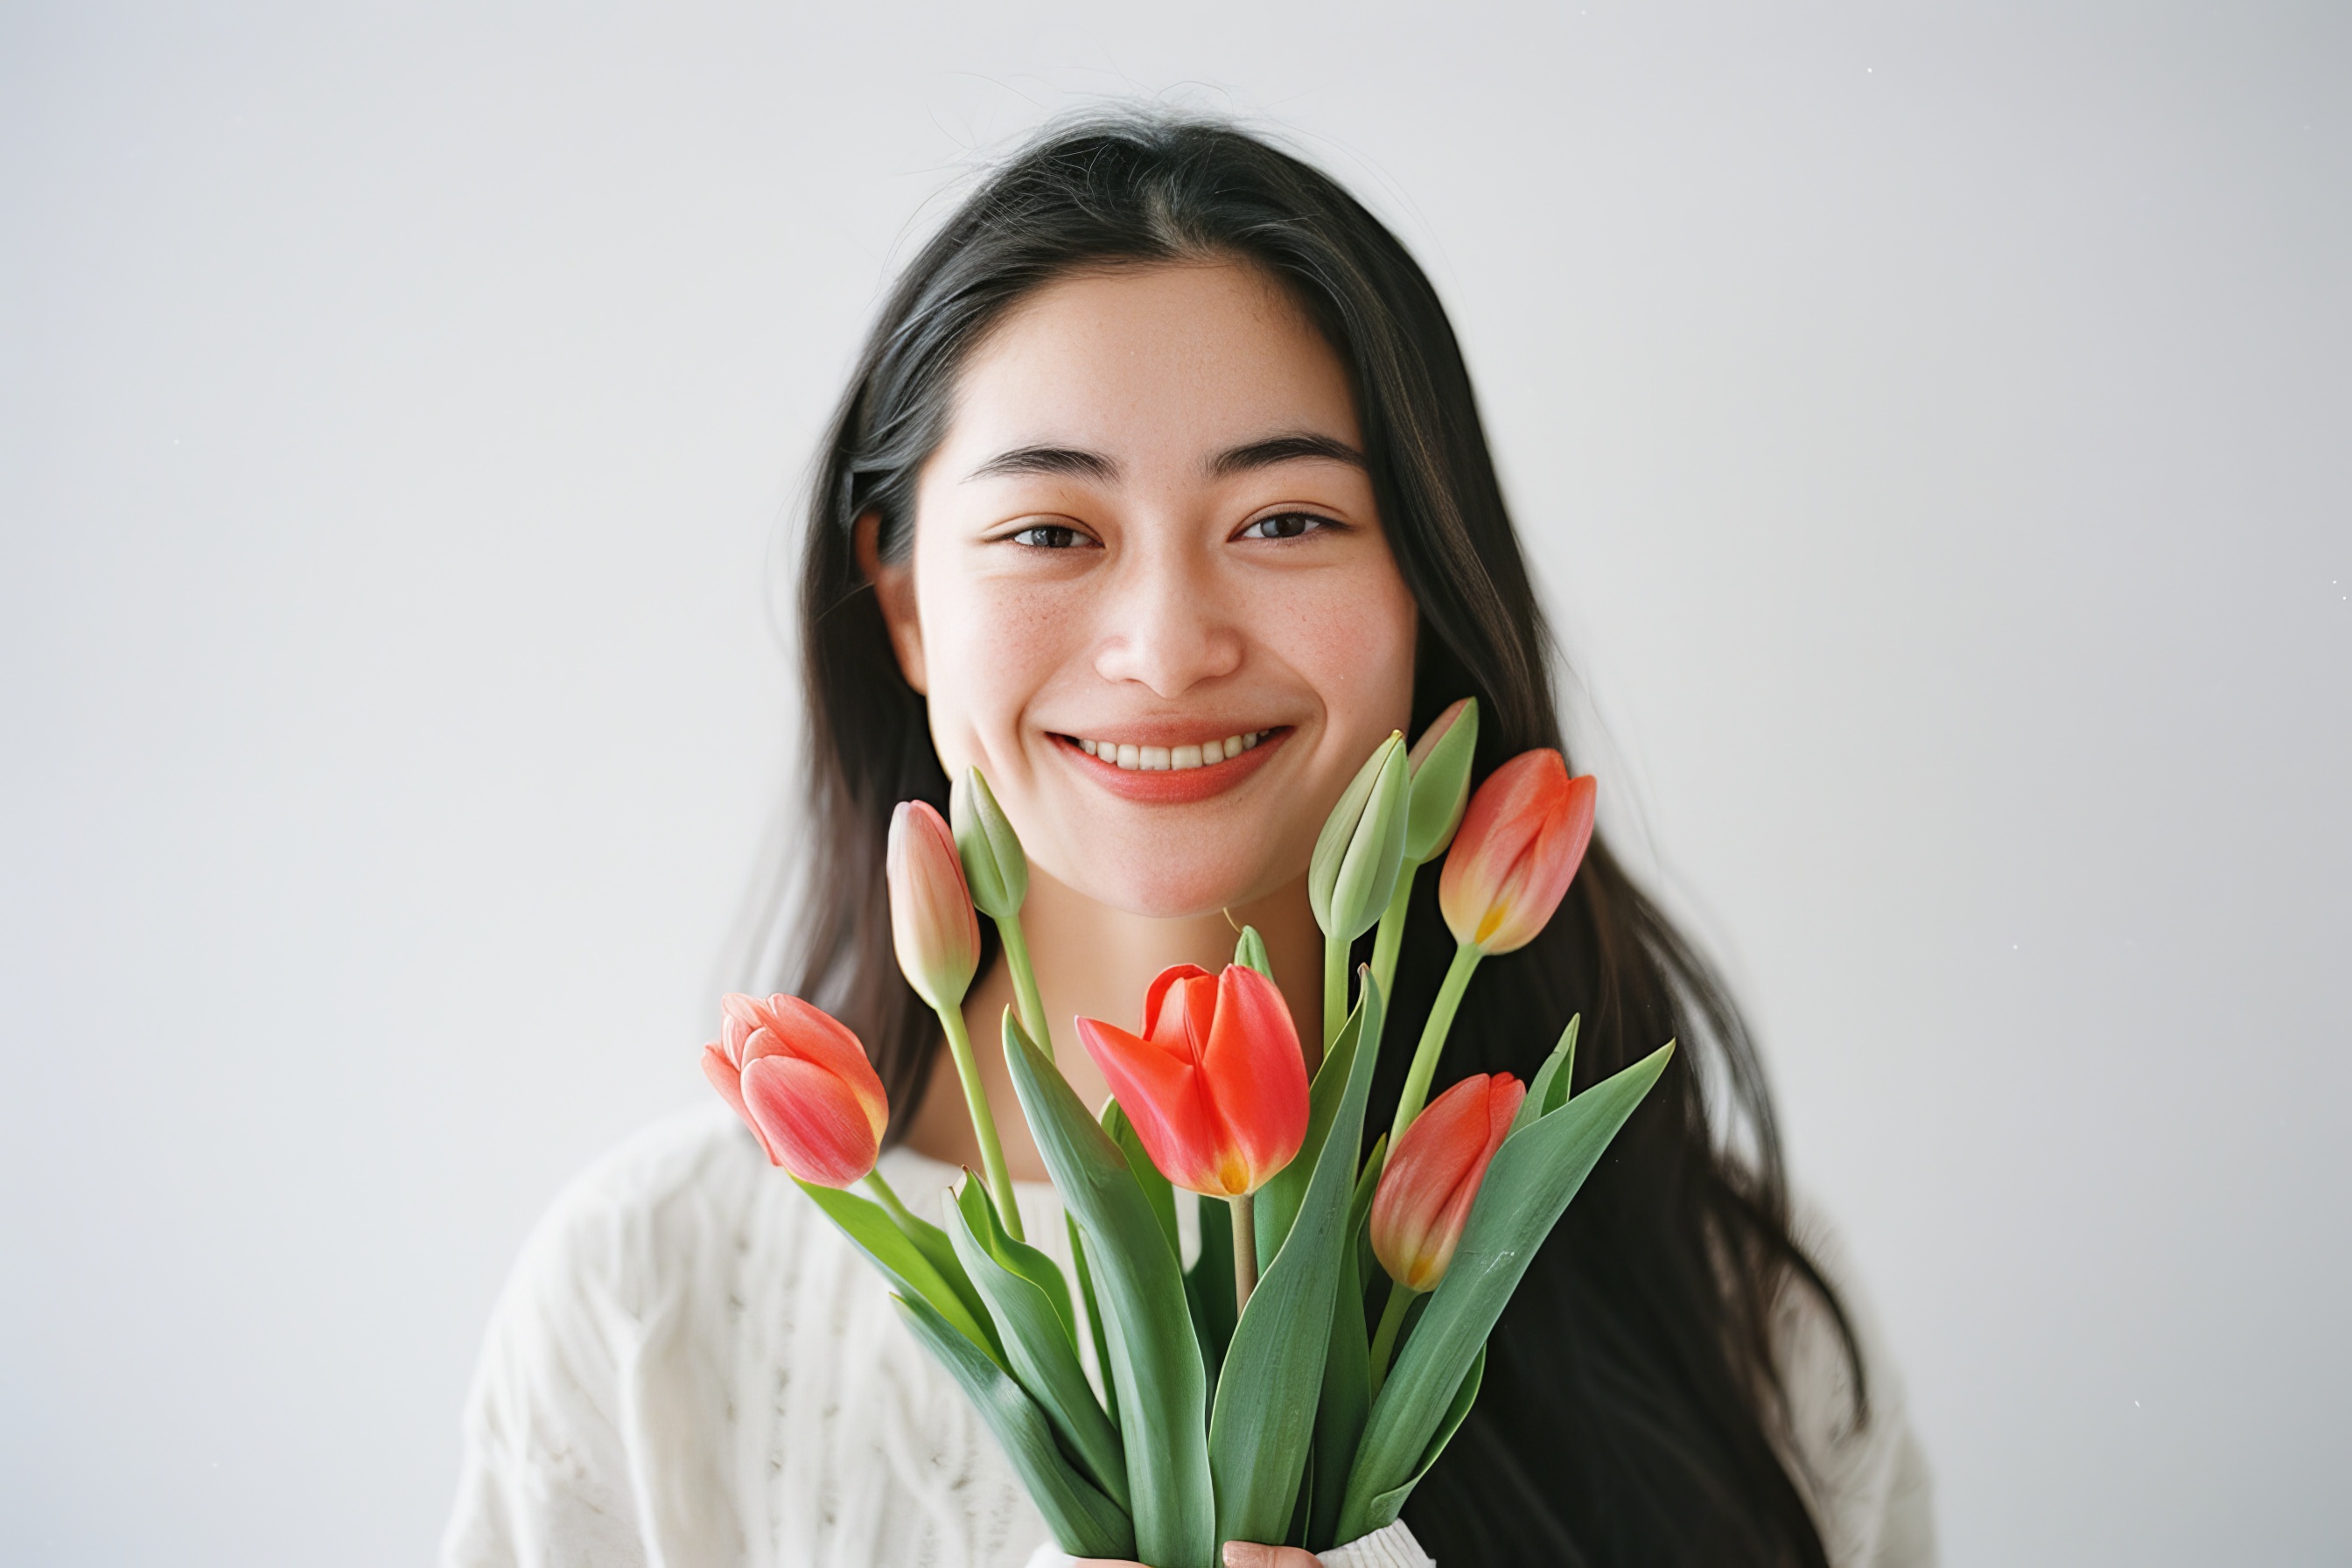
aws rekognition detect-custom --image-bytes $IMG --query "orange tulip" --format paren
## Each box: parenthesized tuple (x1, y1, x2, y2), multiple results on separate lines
(1370, 1071, 1524, 1292)
(1438, 751, 1596, 956)
(1074, 963, 1311, 1199)
(888, 800, 982, 1011)
(702, 992, 890, 1187)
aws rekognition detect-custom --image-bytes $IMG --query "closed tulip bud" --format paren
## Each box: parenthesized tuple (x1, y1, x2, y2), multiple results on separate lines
(1403, 696, 1479, 864)
(1309, 732, 1410, 942)
(1438, 751, 1596, 956)
(1370, 1071, 1524, 1292)
(888, 800, 981, 1011)
(701, 992, 890, 1186)
(1074, 962, 1310, 1198)
(949, 766, 1026, 920)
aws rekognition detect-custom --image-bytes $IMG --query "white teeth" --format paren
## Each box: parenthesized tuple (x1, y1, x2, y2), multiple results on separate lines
(1077, 731, 1268, 771)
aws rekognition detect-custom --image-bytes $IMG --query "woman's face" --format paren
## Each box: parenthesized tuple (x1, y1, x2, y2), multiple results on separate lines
(867, 259, 1419, 917)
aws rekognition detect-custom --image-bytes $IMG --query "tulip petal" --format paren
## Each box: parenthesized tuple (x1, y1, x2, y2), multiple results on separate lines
(1370, 1073, 1524, 1291)
(1141, 964, 1214, 1049)
(740, 1054, 882, 1186)
(1372, 1074, 1489, 1288)
(758, 994, 890, 1140)
(1438, 752, 1596, 955)
(1075, 1016, 1225, 1196)
(702, 1042, 771, 1159)
(1199, 966, 1311, 1194)
(889, 801, 983, 1011)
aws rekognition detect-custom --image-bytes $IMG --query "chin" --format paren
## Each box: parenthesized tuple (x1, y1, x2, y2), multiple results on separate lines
(1067, 843, 1279, 922)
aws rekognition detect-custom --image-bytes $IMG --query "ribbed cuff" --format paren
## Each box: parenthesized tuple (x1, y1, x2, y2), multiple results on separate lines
(1320, 1519, 1434, 1568)
(1019, 1518, 1432, 1568)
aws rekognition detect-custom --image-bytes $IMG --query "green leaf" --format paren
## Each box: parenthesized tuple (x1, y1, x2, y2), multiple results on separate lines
(953, 1174, 1079, 1351)
(794, 1178, 999, 1359)
(875, 1180, 997, 1340)
(1186, 1195, 1236, 1383)
(1209, 973, 1385, 1550)
(1511, 1014, 1580, 1137)
(1307, 1138, 1385, 1550)
(1351, 1347, 1485, 1535)
(946, 1191, 1129, 1509)
(1003, 1012, 1216, 1568)
(1335, 1042, 1674, 1541)
(1234, 924, 1273, 979)
(1543, 1015, 1579, 1116)
(892, 1292, 1136, 1560)
(1068, 1214, 1119, 1430)
(1101, 1100, 1180, 1264)
(1254, 995, 1367, 1272)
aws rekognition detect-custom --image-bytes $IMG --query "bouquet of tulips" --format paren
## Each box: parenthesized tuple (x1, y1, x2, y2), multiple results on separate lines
(701, 699, 1673, 1567)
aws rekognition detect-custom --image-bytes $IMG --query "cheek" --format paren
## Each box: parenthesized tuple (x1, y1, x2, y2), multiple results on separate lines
(915, 568, 1082, 766)
(1258, 564, 1419, 733)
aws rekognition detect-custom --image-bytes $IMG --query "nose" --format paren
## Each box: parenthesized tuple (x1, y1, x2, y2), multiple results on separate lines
(1090, 544, 1243, 697)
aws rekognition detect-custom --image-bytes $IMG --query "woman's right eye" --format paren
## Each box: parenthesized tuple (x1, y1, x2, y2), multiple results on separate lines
(1006, 523, 1096, 550)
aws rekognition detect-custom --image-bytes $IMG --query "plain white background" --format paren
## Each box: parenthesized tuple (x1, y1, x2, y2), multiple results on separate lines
(4, 3, 2345, 1564)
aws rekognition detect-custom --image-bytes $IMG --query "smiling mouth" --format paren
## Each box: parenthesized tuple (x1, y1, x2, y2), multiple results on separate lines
(1053, 725, 1292, 803)
(1067, 730, 1273, 773)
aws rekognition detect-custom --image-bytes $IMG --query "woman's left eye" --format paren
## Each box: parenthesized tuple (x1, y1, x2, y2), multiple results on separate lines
(1237, 512, 1339, 541)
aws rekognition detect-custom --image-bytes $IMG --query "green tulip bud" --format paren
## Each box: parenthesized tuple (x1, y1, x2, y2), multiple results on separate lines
(1234, 923, 1273, 979)
(1309, 732, 1410, 942)
(1403, 696, 1479, 864)
(949, 766, 1026, 920)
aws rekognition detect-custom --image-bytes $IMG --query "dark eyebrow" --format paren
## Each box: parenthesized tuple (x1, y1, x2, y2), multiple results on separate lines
(1209, 432, 1367, 476)
(966, 444, 1120, 482)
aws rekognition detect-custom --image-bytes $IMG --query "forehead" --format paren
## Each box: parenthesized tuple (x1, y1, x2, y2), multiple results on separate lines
(940, 259, 1361, 461)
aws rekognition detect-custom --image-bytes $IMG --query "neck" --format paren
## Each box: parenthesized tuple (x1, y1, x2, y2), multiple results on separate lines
(900, 865, 1325, 1182)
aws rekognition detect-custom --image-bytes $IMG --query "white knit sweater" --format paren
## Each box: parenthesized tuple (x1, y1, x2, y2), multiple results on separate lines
(442, 1105, 1934, 1568)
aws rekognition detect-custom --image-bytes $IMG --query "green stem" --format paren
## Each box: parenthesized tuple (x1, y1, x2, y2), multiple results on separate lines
(864, 1167, 922, 1232)
(1388, 941, 1481, 1152)
(997, 913, 1050, 1059)
(936, 1003, 1023, 1242)
(1229, 1194, 1259, 1317)
(1324, 932, 1348, 1051)
(1367, 863, 1418, 1004)
(1367, 1278, 1415, 1398)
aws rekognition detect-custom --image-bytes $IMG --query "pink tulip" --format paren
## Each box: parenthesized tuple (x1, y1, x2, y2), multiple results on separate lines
(702, 992, 890, 1187)
(1370, 1071, 1525, 1292)
(1074, 963, 1311, 1199)
(1437, 751, 1596, 955)
(888, 800, 982, 1012)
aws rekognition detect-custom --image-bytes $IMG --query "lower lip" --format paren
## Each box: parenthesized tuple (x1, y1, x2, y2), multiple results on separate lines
(1057, 729, 1291, 804)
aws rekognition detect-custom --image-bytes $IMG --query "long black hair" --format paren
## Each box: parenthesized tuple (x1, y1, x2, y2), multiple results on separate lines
(771, 112, 1863, 1567)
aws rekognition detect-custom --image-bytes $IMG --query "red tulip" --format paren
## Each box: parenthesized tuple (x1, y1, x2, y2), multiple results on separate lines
(888, 800, 982, 1012)
(1437, 751, 1596, 956)
(1370, 1071, 1524, 1292)
(702, 992, 890, 1187)
(1074, 963, 1311, 1198)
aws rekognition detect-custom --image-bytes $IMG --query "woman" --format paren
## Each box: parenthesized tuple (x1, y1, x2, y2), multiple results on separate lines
(444, 114, 1934, 1568)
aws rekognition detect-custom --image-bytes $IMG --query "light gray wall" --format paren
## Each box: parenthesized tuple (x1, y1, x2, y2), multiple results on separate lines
(4, 4, 2344, 1564)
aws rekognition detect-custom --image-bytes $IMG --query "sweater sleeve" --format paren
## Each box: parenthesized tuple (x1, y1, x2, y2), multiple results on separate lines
(1774, 1210, 1938, 1568)
(440, 1112, 757, 1568)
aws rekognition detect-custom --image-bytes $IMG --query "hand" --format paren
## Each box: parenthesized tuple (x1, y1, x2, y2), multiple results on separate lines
(1074, 1546, 1322, 1568)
